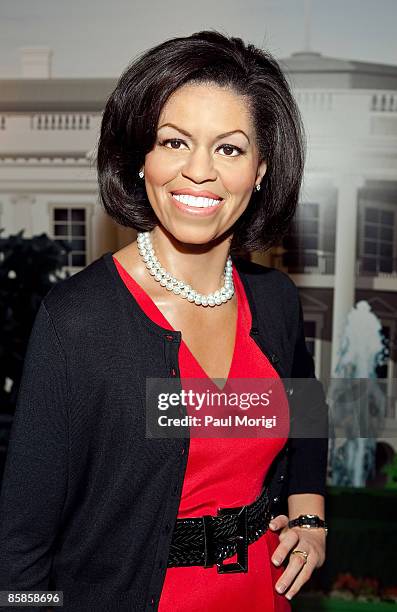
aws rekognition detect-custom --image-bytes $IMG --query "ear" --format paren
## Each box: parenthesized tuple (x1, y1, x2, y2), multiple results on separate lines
(256, 159, 267, 184)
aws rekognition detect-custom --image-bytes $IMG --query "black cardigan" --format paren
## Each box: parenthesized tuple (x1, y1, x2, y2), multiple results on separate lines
(0, 252, 329, 611)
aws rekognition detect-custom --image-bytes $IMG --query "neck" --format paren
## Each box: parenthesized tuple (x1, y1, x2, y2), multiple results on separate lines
(148, 226, 233, 295)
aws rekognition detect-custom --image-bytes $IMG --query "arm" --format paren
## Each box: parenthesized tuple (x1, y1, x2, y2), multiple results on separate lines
(269, 288, 329, 600)
(0, 300, 69, 601)
(286, 293, 329, 500)
(288, 493, 325, 521)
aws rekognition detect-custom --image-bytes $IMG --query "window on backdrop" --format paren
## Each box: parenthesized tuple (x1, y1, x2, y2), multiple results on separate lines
(52, 207, 87, 268)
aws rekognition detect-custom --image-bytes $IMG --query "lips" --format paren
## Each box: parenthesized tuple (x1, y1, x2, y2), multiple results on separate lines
(171, 188, 223, 200)
(169, 191, 225, 216)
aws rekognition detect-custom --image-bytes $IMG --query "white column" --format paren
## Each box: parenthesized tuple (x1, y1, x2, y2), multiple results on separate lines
(331, 175, 365, 375)
(10, 194, 36, 237)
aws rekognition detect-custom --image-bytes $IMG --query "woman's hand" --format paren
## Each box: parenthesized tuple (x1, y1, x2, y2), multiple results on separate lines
(268, 514, 326, 600)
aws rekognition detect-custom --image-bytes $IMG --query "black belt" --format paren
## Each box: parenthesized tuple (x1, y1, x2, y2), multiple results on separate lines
(167, 486, 272, 573)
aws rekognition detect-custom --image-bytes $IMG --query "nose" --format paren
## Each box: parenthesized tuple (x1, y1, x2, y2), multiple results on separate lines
(181, 147, 217, 184)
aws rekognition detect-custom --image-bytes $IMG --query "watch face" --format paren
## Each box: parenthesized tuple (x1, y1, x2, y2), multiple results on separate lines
(289, 515, 327, 531)
(298, 515, 322, 527)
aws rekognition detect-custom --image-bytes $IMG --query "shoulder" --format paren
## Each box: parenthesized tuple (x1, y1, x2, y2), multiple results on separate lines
(233, 255, 300, 309)
(40, 253, 116, 343)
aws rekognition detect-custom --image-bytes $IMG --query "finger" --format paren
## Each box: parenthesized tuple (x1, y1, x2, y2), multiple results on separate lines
(271, 530, 299, 566)
(269, 514, 289, 531)
(284, 557, 318, 600)
(275, 554, 316, 596)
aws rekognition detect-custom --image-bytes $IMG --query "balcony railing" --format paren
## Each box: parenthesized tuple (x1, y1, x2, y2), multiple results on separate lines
(270, 249, 335, 275)
(371, 92, 397, 113)
(356, 257, 397, 277)
(31, 114, 92, 131)
(271, 250, 397, 279)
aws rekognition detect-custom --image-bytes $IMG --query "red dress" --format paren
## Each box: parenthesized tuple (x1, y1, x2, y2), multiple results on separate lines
(113, 256, 291, 612)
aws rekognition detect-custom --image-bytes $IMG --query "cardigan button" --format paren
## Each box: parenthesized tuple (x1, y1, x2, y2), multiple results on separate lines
(273, 496, 280, 504)
(270, 353, 279, 364)
(278, 474, 285, 483)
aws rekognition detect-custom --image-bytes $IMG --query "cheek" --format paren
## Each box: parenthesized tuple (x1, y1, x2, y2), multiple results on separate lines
(145, 149, 180, 186)
(220, 164, 255, 197)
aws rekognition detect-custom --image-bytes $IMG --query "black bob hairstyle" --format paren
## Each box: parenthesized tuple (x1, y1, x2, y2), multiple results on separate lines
(97, 30, 306, 255)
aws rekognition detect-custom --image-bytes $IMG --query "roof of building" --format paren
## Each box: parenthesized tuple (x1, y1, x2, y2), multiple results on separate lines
(0, 79, 116, 112)
(0, 51, 396, 112)
(280, 51, 397, 90)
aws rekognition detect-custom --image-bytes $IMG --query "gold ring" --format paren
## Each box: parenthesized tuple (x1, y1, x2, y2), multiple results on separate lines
(290, 549, 308, 563)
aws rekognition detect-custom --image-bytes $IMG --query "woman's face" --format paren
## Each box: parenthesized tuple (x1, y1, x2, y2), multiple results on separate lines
(143, 82, 267, 247)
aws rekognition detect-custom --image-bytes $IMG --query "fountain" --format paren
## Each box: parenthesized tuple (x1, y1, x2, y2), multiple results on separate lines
(327, 301, 388, 487)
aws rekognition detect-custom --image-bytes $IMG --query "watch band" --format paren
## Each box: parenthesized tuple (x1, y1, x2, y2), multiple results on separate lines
(288, 514, 328, 535)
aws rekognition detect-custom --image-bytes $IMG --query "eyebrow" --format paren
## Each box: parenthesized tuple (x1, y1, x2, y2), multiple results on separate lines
(158, 122, 250, 144)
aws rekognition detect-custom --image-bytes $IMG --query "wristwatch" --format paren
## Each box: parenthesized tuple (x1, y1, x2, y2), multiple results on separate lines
(288, 514, 328, 536)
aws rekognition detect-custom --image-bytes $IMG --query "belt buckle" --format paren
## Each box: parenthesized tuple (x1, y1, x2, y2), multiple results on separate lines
(216, 505, 248, 573)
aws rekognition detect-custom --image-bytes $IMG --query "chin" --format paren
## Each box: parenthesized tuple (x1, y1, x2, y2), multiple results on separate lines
(163, 224, 222, 248)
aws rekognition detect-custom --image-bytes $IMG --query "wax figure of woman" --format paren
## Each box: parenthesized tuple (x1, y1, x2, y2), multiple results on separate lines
(0, 31, 328, 611)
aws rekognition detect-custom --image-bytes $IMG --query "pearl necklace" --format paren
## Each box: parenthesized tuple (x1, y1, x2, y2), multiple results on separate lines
(137, 231, 234, 307)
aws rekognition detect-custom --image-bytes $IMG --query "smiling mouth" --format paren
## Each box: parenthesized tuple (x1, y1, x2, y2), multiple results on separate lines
(171, 193, 224, 208)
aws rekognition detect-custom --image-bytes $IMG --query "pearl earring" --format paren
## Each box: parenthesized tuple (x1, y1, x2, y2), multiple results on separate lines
(138, 169, 144, 179)
(255, 183, 261, 192)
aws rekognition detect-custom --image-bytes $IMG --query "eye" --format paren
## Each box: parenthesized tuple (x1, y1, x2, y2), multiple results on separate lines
(217, 144, 244, 157)
(160, 138, 188, 150)
(159, 138, 244, 156)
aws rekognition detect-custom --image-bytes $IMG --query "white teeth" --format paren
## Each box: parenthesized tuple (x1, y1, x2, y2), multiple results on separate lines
(172, 194, 222, 208)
